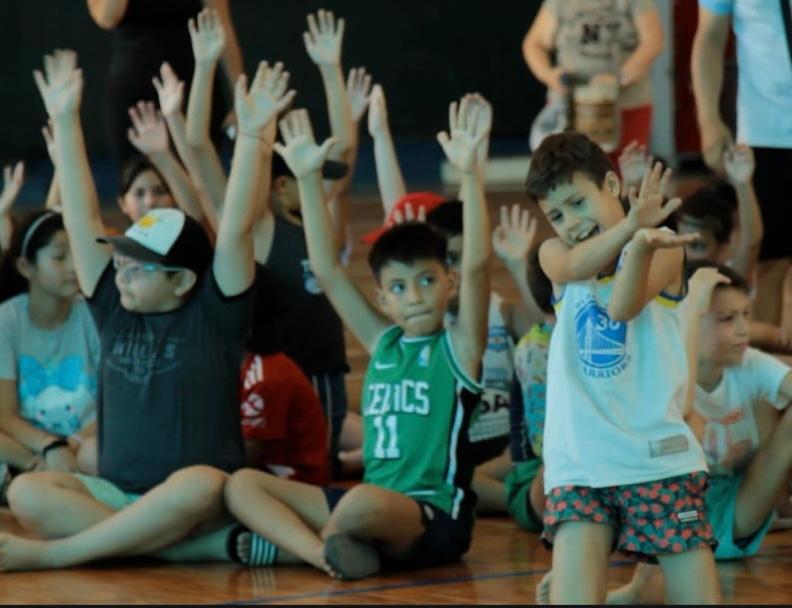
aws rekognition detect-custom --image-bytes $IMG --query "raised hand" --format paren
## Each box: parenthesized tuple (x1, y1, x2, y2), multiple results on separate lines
(33, 49, 83, 119)
(0, 162, 24, 216)
(462, 93, 492, 141)
(347, 67, 372, 123)
(188, 8, 226, 66)
(626, 162, 682, 231)
(304, 9, 345, 67)
(618, 140, 652, 193)
(235, 62, 296, 136)
(367, 84, 388, 136)
(437, 96, 489, 174)
(723, 144, 755, 186)
(392, 203, 426, 225)
(687, 266, 731, 316)
(41, 120, 56, 164)
(273, 109, 339, 179)
(152, 62, 185, 116)
(492, 204, 537, 265)
(127, 101, 170, 156)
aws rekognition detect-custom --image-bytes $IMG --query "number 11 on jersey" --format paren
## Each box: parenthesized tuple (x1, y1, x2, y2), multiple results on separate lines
(373, 414, 400, 459)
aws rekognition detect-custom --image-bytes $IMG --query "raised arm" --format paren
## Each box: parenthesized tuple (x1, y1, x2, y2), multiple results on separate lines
(214, 62, 295, 297)
(438, 97, 492, 377)
(618, 5, 664, 87)
(274, 109, 390, 352)
(723, 145, 763, 282)
(492, 204, 546, 333)
(127, 101, 205, 223)
(0, 162, 24, 252)
(303, 9, 355, 202)
(41, 122, 62, 212)
(522, 6, 566, 95)
(185, 8, 228, 209)
(691, 5, 733, 174)
(205, 0, 244, 95)
(34, 49, 110, 296)
(458, 94, 491, 202)
(368, 84, 406, 213)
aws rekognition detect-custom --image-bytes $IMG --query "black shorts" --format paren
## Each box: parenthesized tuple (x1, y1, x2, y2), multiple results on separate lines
(752, 146, 792, 261)
(322, 486, 473, 569)
(469, 435, 510, 466)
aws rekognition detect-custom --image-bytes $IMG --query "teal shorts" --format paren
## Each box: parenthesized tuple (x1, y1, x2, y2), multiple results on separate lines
(707, 474, 773, 560)
(74, 474, 141, 511)
(504, 458, 543, 532)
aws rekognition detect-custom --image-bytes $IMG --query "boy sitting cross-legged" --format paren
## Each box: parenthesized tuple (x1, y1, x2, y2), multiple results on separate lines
(0, 51, 294, 572)
(224, 97, 491, 579)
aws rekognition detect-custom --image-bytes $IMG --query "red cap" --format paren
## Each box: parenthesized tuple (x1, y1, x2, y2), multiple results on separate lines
(360, 192, 446, 245)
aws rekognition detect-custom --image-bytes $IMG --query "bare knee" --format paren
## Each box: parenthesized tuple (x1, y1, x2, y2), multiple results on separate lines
(7, 472, 64, 525)
(224, 468, 273, 509)
(332, 484, 390, 534)
(164, 465, 227, 516)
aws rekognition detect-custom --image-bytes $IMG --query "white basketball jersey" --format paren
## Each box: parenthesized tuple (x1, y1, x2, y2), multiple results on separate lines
(543, 256, 707, 491)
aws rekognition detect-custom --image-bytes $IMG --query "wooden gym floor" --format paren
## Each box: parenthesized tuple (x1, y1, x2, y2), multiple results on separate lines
(1, 189, 791, 604)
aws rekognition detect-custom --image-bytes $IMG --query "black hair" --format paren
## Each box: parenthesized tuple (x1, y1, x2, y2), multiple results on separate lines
(0, 211, 65, 304)
(527, 252, 555, 315)
(677, 180, 736, 244)
(119, 155, 169, 197)
(368, 222, 448, 281)
(425, 200, 463, 237)
(685, 259, 750, 295)
(526, 132, 615, 202)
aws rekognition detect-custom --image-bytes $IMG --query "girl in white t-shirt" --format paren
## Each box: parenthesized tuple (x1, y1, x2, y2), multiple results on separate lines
(0, 211, 99, 488)
(604, 261, 792, 603)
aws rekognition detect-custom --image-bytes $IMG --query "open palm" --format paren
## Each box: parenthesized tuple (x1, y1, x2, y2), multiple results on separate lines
(153, 62, 184, 116)
(235, 62, 296, 135)
(437, 97, 487, 173)
(189, 9, 226, 65)
(274, 110, 338, 179)
(34, 50, 83, 119)
(304, 10, 344, 66)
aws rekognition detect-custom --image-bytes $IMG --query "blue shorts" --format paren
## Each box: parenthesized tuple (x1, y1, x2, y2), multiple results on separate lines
(707, 474, 773, 560)
(322, 486, 472, 569)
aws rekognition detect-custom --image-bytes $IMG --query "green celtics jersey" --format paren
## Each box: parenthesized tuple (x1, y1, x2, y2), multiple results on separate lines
(362, 325, 483, 519)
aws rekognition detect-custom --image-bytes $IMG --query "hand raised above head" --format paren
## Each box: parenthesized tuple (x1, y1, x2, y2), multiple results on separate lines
(152, 62, 185, 117)
(0, 162, 24, 216)
(235, 62, 296, 136)
(492, 204, 537, 265)
(304, 9, 345, 67)
(188, 8, 226, 66)
(127, 101, 170, 155)
(436, 95, 489, 174)
(33, 49, 83, 119)
(347, 67, 373, 123)
(273, 109, 339, 179)
(723, 144, 755, 186)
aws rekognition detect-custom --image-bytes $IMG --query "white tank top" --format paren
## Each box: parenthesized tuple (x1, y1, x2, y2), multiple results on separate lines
(543, 257, 707, 491)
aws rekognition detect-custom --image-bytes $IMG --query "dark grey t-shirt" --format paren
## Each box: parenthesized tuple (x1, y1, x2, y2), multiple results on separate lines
(88, 263, 252, 494)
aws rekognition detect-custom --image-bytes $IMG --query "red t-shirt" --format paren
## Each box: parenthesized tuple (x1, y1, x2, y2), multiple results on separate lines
(240, 352, 329, 485)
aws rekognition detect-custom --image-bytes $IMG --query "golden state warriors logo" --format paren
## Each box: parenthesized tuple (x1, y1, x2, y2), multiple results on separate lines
(574, 299, 630, 378)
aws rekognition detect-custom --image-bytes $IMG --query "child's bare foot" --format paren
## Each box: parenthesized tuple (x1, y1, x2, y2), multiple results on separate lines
(0, 534, 56, 572)
(606, 582, 642, 604)
(535, 570, 551, 604)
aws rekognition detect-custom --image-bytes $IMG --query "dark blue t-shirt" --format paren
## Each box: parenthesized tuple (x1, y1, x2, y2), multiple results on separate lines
(88, 263, 252, 494)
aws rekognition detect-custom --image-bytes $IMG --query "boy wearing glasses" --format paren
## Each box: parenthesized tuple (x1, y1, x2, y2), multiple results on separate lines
(0, 52, 292, 571)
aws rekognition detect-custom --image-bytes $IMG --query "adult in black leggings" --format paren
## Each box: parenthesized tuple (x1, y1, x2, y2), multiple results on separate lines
(87, 0, 243, 173)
